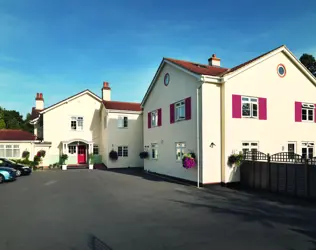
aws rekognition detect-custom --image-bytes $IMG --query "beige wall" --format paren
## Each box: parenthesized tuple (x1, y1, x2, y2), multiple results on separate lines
(143, 63, 200, 183)
(224, 51, 316, 182)
(43, 93, 101, 163)
(106, 111, 143, 168)
(201, 83, 222, 184)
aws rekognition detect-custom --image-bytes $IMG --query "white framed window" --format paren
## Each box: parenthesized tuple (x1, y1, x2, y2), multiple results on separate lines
(242, 142, 259, 156)
(118, 146, 128, 157)
(93, 145, 99, 155)
(118, 116, 128, 128)
(70, 116, 84, 131)
(242, 96, 258, 118)
(77, 117, 83, 130)
(0, 145, 4, 157)
(0, 145, 20, 158)
(151, 143, 158, 159)
(175, 100, 185, 121)
(302, 103, 314, 122)
(301, 142, 314, 159)
(288, 142, 296, 159)
(175, 142, 186, 161)
(151, 111, 158, 127)
(68, 145, 76, 154)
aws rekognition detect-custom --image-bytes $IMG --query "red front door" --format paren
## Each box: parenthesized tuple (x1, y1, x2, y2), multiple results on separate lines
(77, 145, 86, 164)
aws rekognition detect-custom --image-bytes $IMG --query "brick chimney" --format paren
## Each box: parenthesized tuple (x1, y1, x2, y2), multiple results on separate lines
(208, 54, 221, 67)
(101, 82, 111, 101)
(35, 93, 44, 110)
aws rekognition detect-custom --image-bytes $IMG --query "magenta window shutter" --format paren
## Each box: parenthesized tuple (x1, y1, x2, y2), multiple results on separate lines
(315, 104, 316, 123)
(232, 95, 242, 118)
(295, 102, 302, 122)
(148, 112, 151, 128)
(170, 104, 175, 124)
(185, 97, 191, 120)
(158, 108, 162, 126)
(258, 98, 267, 120)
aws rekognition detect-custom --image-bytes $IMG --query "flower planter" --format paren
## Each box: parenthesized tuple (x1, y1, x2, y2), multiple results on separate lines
(62, 165, 67, 171)
(89, 164, 94, 170)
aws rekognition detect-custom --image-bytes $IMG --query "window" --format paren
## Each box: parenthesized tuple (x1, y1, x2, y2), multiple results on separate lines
(70, 116, 84, 131)
(302, 103, 314, 122)
(242, 97, 258, 118)
(242, 142, 258, 159)
(302, 142, 314, 159)
(118, 116, 128, 128)
(77, 117, 83, 130)
(0, 145, 20, 158)
(277, 64, 286, 77)
(118, 146, 128, 157)
(175, 142, 186, 161)
(175, 100, 185, 121)
(151, 111, 158, 127)
(288, 142, 296, 159)
(151, 143, 158, 159)
(93, 145, 99, 155)
(68, 145, 76, 154)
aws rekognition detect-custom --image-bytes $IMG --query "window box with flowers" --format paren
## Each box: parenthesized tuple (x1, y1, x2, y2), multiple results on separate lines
(227, 152, 243, 167)
(182, 152, 196, 169)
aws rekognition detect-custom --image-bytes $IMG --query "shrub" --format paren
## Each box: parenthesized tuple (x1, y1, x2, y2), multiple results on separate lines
(60, 154, 68, 165)
(39, 150, 46, 158)
(109, 150, 118, 161)
(22, 151, 30, 160)
(227, 153, 243, 167)
(89, 153, 95, 164)
(139, 151, 149, 159)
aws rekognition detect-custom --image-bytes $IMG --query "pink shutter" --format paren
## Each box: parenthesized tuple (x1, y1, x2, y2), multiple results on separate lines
(258, 98, 267, 120)
(185, 97, 191, 120)
(170, 103, 175, 124)
(148, 112, 151, 128)
(232, 95, 242, 118)
(295, 102, 302, 122)
(158, 108, 162, 126)
(315, 104, 316, 123)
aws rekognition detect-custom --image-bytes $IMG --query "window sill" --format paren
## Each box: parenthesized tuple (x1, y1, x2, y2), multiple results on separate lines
(241, 116, 258, 119)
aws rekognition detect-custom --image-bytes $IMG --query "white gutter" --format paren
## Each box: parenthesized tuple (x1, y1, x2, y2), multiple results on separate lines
(201, 75, 224, 84)
(196, 83, 202, 188)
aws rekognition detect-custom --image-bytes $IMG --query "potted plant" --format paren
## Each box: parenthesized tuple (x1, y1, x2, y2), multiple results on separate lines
(33, 155, 41, 170)
(182, 152, 196, 169)
(60, 154, 68, 170)
(139, 151, 149, 159)
(227, 152, 243, 167)
(88, 153, 94, 170)
(22, 150, 30, 160)
(109, 150, 118, 161)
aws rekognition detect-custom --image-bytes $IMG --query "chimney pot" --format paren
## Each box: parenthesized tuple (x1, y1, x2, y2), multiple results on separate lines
(103, 82, 109, 88)
(208, 54, 221, 67)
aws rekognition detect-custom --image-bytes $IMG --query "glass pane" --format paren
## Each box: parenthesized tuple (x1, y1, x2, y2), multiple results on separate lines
(242, 143, 249, 146)
(242, 103, 250, 116)
(6, 145, 12, 148)
(308, 110, 313, 121)
(179, 106, 185, 119)
(251, 98, 257, 102)
(13, 145, 19, 148)
(13, 149, 20, 157)
(0, 148, 4, 157)
(288, 144, 295, 152)
(181, 143, 186, 147)
(251, 143, 258, 146)
(242, 97, 249, 101)
(6, 148, 12, 157)
(302, 114, 307, 120)
(176, 149, 181, 160)
(308, 148, 313, 159)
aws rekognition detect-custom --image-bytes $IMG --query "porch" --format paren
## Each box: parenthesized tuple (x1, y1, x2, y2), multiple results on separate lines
(61, 139, 94, 165)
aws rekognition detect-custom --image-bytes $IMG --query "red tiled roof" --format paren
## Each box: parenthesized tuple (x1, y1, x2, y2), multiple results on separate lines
(222, 45, 284, 76)
(103, 100, 142, 111)
(0, 129, 36, 141)
(31, 107, 43, 120)
(165, 58, 228, 76)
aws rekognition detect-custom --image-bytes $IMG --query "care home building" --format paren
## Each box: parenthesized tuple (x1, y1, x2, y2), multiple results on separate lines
(141, 45, 316, 185)
(27, 82, 143, 168)
(1, 44, 315, 185)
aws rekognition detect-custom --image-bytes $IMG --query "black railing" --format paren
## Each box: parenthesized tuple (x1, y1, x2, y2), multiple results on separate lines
(243, 151, 268, 161)
(270, 152, 304, 163)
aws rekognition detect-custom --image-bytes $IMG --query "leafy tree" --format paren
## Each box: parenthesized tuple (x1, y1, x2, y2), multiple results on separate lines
(299, 53, 316, 77)
(0, 107, 33, 133)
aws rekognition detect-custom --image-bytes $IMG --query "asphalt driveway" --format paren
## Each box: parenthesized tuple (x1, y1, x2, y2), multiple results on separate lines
(0, 168, 316, 250)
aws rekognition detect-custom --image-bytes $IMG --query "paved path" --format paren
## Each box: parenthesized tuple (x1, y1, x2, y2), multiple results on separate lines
(0, 169, 316, 250)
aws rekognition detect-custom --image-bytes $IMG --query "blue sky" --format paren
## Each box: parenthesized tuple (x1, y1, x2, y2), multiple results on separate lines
(1, 0, 316, 117)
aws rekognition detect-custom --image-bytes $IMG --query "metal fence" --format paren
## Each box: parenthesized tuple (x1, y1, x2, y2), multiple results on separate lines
(240, 151, 316, 199)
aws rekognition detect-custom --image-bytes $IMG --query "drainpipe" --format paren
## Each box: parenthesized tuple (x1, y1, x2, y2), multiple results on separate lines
(196, 83, 203, 188)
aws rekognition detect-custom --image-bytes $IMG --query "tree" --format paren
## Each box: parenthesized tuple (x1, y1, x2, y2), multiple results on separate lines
(0, 107, 33, 133)
(299, 53, 316, 77)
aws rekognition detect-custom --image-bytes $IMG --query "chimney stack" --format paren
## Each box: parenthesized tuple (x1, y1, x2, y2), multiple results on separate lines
(101, 82, 111, 101)
(208, 54, 221, 67)
(35, 92, 44, 110)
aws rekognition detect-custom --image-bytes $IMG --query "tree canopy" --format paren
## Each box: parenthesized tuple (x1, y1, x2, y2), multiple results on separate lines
(0, 107, 33, 133)
(299, 53, 316, 77)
